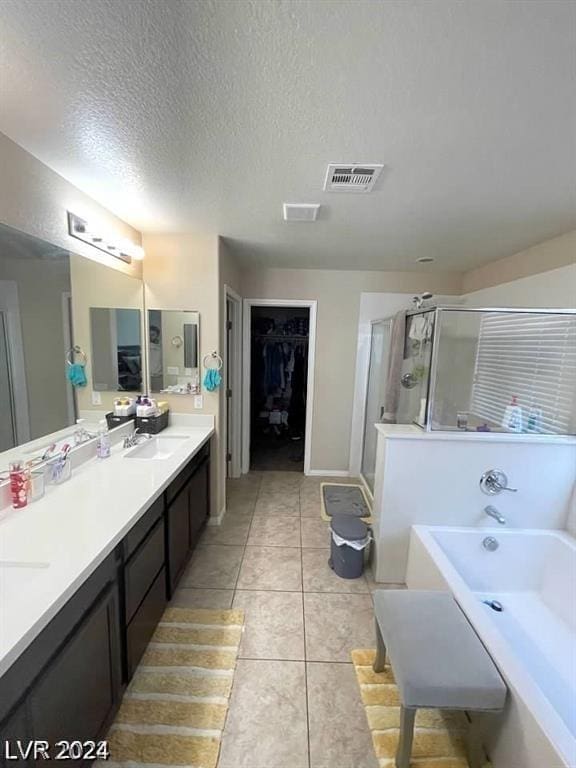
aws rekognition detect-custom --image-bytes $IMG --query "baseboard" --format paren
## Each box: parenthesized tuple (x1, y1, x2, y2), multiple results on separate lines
(306, 469, 351, 477)
(208, 506, 226, 526)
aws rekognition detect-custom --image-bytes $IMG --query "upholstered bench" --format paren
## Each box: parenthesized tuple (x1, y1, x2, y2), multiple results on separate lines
(373, 590, 507, 768)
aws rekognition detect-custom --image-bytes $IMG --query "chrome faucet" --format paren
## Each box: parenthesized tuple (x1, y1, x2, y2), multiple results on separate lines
(484, 505, 506, 525)
(73, 426, 97, 445)
(123, 428, 153, 449)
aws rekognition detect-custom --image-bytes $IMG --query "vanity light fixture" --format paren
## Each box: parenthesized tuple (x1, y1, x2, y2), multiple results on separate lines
(67, 211, 144, 264)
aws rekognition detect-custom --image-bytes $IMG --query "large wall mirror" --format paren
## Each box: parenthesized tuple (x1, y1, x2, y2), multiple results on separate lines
(90, 307, 142, 391)
(147, 309, 200, 394)
(0, 221, 144, 454)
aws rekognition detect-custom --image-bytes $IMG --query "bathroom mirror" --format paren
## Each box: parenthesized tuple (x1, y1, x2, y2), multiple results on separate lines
(0, 222, 74, 452)
(147, 309, 200, 394)
(89, 307, 142, 391)
(0, 220, 145, 456)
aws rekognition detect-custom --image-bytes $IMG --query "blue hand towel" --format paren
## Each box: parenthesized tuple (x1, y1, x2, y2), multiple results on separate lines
(67, 363, 87, 387)
(203, 368, 222, 392)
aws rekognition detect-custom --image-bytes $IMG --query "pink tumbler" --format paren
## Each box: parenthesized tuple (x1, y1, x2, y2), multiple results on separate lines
(9, 461, 28, 509)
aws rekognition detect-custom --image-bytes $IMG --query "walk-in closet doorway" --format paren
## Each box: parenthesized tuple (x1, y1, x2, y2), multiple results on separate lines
(242, 298, 317, 475)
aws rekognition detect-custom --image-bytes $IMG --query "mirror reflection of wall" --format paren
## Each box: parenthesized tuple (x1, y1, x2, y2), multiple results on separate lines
(0, 223, 74, 451)
(90, 308, 142, 391)
(147, 309, 200, 394)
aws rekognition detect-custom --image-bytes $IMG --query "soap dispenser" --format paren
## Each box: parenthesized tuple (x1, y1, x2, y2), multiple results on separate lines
(96, 420, 111, 459)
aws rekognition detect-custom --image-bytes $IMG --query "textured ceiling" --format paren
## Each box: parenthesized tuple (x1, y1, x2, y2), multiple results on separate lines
(0, 0, 575, 271)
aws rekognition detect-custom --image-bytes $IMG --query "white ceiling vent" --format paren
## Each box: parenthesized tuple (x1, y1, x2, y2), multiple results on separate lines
(283, 203, 320, 222)
(323, 163, 384, 193)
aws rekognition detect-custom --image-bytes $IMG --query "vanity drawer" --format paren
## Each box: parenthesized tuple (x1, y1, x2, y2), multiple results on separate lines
(124, 495, 164, 559)
(126, 566, 167, 679)
(125, 518, 165, 624)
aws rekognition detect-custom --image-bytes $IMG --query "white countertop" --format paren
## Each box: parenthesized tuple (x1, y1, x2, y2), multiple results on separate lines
(0, 422, 214, 677)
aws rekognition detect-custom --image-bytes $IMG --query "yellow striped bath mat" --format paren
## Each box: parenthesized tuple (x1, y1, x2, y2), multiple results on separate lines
(351, 649, 491, 768)
(106, 607, 244, 768)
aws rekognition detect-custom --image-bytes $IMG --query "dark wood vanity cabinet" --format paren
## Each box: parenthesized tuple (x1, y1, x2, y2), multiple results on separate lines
(165, 443, 210, 596)
(28, 584, 122, 751)
(0, 440, 211, 754)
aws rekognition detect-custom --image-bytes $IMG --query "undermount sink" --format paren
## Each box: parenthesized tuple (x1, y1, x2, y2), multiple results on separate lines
(123, 435, 190, 460)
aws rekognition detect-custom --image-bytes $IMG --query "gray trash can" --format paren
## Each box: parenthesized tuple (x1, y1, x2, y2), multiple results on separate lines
(328, 514, 369, 579)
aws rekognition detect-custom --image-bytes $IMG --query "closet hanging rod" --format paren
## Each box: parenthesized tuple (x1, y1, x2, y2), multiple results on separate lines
(253, 334, 309, 341)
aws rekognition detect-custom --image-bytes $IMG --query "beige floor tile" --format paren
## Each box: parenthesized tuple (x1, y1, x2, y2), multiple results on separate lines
(307, 661, 378, 768)
(299, 494, 321, 517)
(180, 544, 244, 589)
(254, 491, 300, 516)
(232, 591, 305, 660)
(247, 516, 301, 547)
(236, 546, 302, 591)
(169, 587, 234, 609)
(200, 514, 252, 546)
(225, 497, 257, 516)
(302, 549, 369, 594)
(300, 518, 330, 548)
(218, 659, 308, 768)
(259, 473, 303, 495)
(304, 592, 375, 662)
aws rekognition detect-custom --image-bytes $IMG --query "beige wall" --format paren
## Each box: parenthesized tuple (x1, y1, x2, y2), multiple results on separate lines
(462, 229, 576, 294)
(463, 262, 576, 308)
(0, 131, 142, 280)
(70, 254, 145, 413)
(142, 233, 222, 516)
(241, 267, 462, 472)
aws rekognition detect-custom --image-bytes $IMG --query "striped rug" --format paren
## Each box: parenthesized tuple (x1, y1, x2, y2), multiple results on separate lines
(351, 649, 491, 768)
(106, 607, 244, 768)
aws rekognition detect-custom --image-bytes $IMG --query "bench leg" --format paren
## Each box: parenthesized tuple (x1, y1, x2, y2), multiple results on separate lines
(395, 706, 416, 768)
(373, 620, 387, 672)
(466, 712, 487, 768)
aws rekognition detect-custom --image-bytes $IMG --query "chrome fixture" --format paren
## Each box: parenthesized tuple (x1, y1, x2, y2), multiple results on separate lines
(73, 426, 97, 446)
(483, 598, 503, 611)
(401, 372, 418, 389)
(484, 505, 506, 525)
(482, 536, 500, 551)
(67, 211, 144, 264)
(480, 469, 517, 496)
(412, 291, 434, 309)
(123, 429, 153, 449)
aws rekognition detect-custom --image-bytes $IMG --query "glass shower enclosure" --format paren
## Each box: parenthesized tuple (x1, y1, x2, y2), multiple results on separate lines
(399, 307, 576, 435)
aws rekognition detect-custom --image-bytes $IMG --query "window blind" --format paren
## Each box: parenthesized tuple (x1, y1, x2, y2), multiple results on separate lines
(469, 312, 576, 435)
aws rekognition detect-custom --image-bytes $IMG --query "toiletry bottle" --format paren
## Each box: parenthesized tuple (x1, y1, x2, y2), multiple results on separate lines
(96, 420, 111, 459)
(502, 395, 523, 433)
(526, 407, 542, 433)
(9, 461, 28, 509)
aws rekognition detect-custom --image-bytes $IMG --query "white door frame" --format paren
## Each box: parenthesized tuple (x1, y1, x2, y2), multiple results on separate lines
(0, 280, 31, 444)
(242, 298, 317, 475)
(224, 285, 242, 478)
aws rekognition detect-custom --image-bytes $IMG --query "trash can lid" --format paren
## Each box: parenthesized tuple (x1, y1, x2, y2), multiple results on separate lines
(330, 513, 368, 541)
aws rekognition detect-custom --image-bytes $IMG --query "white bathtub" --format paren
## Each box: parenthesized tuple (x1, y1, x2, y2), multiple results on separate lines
(406, 526, 576, 768)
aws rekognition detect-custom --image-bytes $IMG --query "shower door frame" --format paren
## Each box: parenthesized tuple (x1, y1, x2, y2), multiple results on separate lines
(359, 317, 392, 494)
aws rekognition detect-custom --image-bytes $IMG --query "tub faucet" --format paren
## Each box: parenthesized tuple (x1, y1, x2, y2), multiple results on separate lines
(484, 505, 506, 525)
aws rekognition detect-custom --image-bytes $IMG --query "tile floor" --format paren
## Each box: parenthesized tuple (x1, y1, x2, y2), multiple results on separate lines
(171, 471, 398, 768)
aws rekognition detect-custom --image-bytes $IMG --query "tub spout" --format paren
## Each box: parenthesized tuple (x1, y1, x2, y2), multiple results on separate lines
(484, 505, 506, 525)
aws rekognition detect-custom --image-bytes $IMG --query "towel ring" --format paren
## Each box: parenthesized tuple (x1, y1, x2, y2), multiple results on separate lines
(66, 345, 87, 366)
(202, 351, 223, 371)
